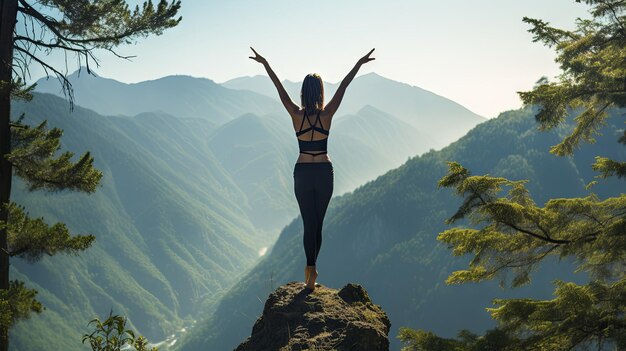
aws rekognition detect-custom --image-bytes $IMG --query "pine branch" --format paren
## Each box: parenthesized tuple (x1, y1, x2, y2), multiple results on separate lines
(2, 202, 95, 263)
(502, 220, 571, 245)
(596, 0, 626, 35)
(13, 35, 87, 54)
(8, 119, 103, 193)
(438, 162, 626, 286)
(0, 280, 43, 330)
(13, 45, 74, 107)
(592, 156, 626, 178)
(549, 101, 613, 156)
(17, 0, 181, 45)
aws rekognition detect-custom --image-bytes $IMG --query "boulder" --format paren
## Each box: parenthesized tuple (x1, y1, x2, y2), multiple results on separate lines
(235, 281, 391, 351)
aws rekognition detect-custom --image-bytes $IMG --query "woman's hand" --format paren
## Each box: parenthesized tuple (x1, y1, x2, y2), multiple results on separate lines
(250, 46, 299, 115)
(325, 48, 376, 117)
(357, 48, 375, 66)
(249, 47, 267, 65)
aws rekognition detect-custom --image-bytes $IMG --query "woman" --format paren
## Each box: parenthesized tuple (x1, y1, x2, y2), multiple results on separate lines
(249, 47, 376, 291)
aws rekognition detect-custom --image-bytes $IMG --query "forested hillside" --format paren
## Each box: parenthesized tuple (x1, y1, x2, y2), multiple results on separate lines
(9, 93, 270, 350)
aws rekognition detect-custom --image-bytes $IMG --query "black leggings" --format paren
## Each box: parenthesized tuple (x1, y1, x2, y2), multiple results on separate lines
(293, 162, 334, 266)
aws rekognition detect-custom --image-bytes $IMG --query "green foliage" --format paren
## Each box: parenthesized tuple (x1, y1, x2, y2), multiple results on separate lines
(518, 0, 625, 157)
(3, 201, 95, 262)
(82, 309, 158, 351)
(8, 115, 103, 193)
(0, 280, 43, 331)
(401, 161, 626, 350)
(398, 327, 518, 351)
(0, 109, 100, 331)
(436, 162, 626, 287)
(488, 279, 626, 350)
(430, 162, 626, 349)
(0, 78, 36, 102)
(36, 0, 182, 45)
(592, 155, 626, 179)
(401, 1, 626, 350)
(398, 328, 458, 350)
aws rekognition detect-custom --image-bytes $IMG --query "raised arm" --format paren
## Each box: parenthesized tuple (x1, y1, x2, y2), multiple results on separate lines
(249, 47, 300, 116)
(325, 48, 376, 117)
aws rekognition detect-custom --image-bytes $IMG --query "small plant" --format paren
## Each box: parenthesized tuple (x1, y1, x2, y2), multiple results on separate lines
(82, 309, 158, 351)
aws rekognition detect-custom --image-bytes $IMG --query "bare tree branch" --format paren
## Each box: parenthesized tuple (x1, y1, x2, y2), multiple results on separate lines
(13, 45, 74, 108)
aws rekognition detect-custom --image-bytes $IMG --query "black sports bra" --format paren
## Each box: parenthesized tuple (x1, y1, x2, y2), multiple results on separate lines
(296, 109, 329, 156)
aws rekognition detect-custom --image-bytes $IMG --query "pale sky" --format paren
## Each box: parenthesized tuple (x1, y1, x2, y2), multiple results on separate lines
(25, 0, 591, 118)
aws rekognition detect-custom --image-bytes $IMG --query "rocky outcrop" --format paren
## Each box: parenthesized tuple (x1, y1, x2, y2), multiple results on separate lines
(235, 281, 391, 351)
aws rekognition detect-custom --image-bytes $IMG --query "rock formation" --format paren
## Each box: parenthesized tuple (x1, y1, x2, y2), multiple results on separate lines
(235, 281, 391, 351)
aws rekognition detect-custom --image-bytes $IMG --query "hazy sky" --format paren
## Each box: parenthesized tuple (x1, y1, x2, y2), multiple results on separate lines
(27, 0, 591, 118)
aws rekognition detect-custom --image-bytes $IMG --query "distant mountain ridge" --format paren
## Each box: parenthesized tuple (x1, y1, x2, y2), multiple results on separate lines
(223, 72, 486, 146)
(36, 69, 485, 149)
(35, 68, 284, 124)
(332, 105, 438, 163)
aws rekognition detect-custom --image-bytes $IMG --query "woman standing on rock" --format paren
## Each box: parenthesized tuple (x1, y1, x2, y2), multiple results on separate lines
(249, 47, 376, 291)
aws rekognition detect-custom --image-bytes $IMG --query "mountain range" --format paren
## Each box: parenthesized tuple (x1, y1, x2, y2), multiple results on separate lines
(35, 69, 284, 124)
(37, 70, 486, 150)
(33, 70, 486, 232)
(223, 72, 486, 147)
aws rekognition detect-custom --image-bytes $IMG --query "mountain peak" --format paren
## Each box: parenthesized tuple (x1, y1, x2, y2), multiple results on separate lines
(362, 71, 382, 77)
(357, 104, 387, 114)
(235, 281, 391, 351)
(67, 66, 100, 79)
(357, 71, 387, 81)
(153, 74, 216, 84)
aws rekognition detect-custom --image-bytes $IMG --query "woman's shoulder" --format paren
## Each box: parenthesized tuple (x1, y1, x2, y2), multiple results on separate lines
(292, 108, 332, 120)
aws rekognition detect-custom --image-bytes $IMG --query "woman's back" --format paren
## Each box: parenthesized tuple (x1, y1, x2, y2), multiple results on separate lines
(292, 109, 333, 162)
(292, 109, 332, 141)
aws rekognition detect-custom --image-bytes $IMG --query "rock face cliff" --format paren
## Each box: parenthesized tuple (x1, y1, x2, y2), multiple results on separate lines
(235, 282, 391, 351)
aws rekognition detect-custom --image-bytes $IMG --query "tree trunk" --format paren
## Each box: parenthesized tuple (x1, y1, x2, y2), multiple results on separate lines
(0, 1, 18, 351)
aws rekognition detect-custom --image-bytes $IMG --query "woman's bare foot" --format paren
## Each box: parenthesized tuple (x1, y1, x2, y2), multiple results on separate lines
(304, 265, 311, 285)
(306, 265, 318, 291)
(305, 265, 314, 286)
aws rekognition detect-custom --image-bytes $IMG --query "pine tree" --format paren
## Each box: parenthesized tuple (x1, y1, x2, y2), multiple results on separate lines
(0, 1, 181, 350)
(399, 1, 625, 350)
